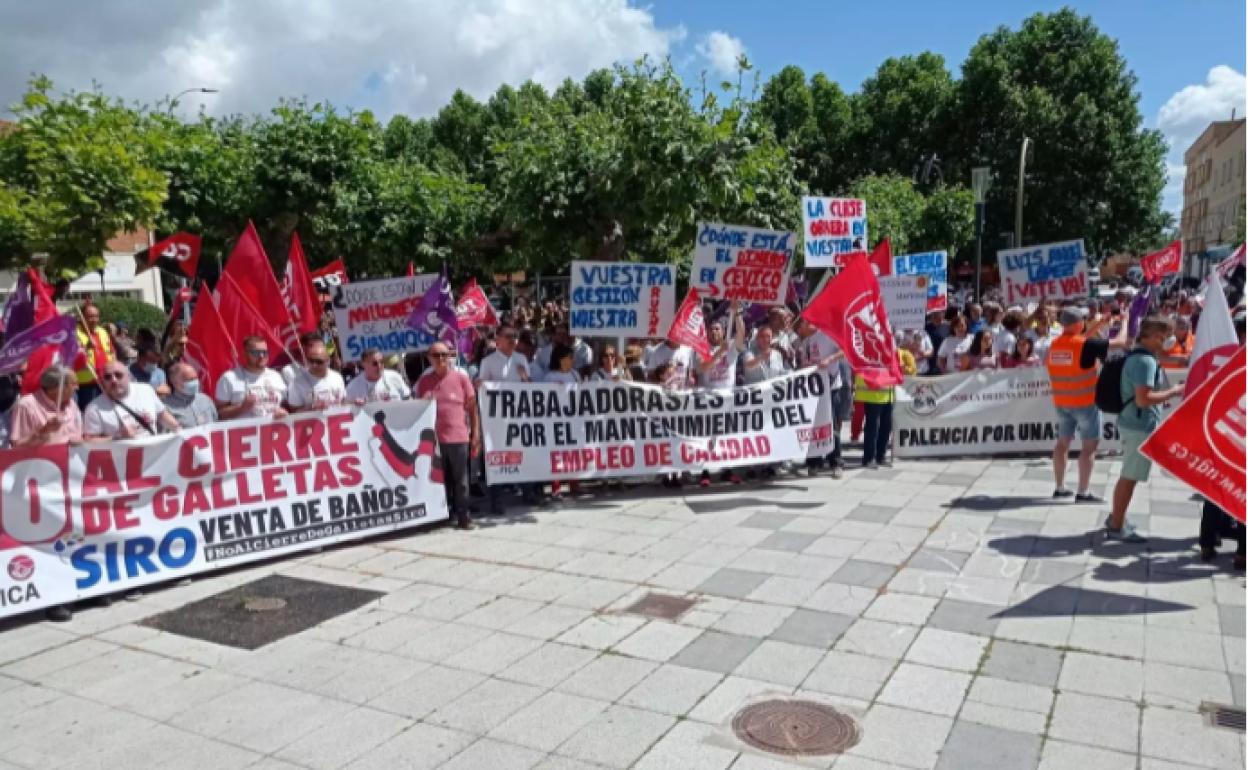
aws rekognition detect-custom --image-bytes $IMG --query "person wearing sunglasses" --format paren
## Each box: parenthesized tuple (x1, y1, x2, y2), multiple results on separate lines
(215, 336, 288, 420)
(416, 342, 480, 529)
(83, 361, 180, 441)
(346, 347, 412, 403)
(591, 343, 630, 382)
(281, 331, 324, 386)
(288, 339, 351, 412)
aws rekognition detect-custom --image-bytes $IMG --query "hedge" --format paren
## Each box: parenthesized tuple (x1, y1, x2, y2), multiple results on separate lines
(79, 297, 169, 334)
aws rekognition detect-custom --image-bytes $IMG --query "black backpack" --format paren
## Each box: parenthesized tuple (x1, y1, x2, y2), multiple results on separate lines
(1094, 349, 1155, 415)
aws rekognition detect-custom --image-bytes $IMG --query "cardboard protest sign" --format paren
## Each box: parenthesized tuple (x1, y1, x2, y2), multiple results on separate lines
(1141, 239, 1182, 282)
(569, 261, 676, 337)
(692, 222, 795, 306)
(802, 197, 867, 268)
(892, 251, 948, 312)
(1141, 346, 1246, 521)
(667, 287, 711, 359)
(331, 274, 439, 361)
(997, 239, 1089, 305)
(879, 274, 928, 331)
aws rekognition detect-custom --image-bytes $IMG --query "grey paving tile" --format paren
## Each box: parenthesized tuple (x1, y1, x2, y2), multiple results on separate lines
(694, 569, 770, 599)
(755, 532, 819, 553)
(937, 474, 981, 487)
(1038, 741, 1137, 770)
(438, 738, 544, 770)
(670, 631, 761, 674)
(928, 599, 1001, 637)
(488, 691, 610, 752)
(1020, 560, 1090, 587)
(345, 722, 475, 770)
(429, 677, 546, 735)
(739, 513, 799, 530)
(556, 704, 676, 769)
(846, 704, 952, 769)
(847, 505, 902, 524)
(935, 720, 1041, 770)
(980, 641, 1063, 687)
(1049, 693, 1138, 754)
(769, 609, 855, 649)
(557, 655, 658, 702)
(829, 560, 895, 589)
(1218, 605, 1245, 638)
(620, 664, 723, 717)
(906, 549, 970, 574)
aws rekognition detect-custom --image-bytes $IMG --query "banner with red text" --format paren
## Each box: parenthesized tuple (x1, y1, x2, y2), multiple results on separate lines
(331, 274, 439, 361)
(692, 222, 795, 306)
(1141, 347, 1246, 520)
(569, 261, 676, 337)
(802, 197, 867, 268)
(480, 371, 826, 483)
(997, 239, 1089, 306)
(0, 403, 446, 619)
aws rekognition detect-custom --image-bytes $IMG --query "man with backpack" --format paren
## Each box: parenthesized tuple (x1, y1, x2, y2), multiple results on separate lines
(1046, 305, 1132, 502)
(1105, 315, 1186, 542)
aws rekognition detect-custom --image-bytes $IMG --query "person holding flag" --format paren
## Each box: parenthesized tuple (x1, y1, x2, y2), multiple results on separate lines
(73, 302, 114, 410)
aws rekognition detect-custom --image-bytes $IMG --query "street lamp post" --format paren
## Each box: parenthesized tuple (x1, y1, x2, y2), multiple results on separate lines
(971, 167, 992, 301)
(1015, 137, 1032, 248)
(167, 87, 218, 322)
(169, 87, 218, 114)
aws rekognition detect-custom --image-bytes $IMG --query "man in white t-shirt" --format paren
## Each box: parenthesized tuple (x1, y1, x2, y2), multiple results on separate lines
(215, 335, 288, 421)
(475, 323, 537, 509)
(287, 340, 350, 411)
(84, 361, 180, 440)
(281, 332, 323, 386)
(698, 305, 746, 390)
(346, 347, 412, 403)
(646, 340, 695, 388)
(795, 318, 847, 478)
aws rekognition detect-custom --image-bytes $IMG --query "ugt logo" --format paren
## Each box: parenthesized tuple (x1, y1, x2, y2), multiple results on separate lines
(0, 445, 73, 550)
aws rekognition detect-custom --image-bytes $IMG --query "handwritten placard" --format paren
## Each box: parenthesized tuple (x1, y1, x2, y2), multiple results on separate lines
(331, 274, 439, 361)
(802, 197, 867, 268)
(997, 240, 1089, 305)
(569, 261, 676, 337)
(692, 222, 795, 306)
(892, 251, 948, 312)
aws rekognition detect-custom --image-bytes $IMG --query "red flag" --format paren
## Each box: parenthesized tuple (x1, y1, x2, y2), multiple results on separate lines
(666, 287, 711, 359)
(1141, 346, 1246, 521)
(134, 232, 201, 280)
(311, 258, 349, 294)
(216, 273, 285, 360)
(28, 268, 56, 325)
(19, 269, 62, 394)
(221, 222, 296, 343)
(868, 239, 893, 277)
(456, 280, 499, 327)
(184, 291, 236, 399)
(1187, 271, 1239, 396)
(801, 254, 903, 388)
(1216, 244, 1245, 282)
(282, 233, 322, 343)
(1140, 239, 1182, 282)
(405, 263, 415, 277)
(168, 286, 192, 325)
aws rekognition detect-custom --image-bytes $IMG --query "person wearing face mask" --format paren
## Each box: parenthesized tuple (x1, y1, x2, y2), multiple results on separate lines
(1105, 316, 1187, 543)
(129, 343, 169, 396)
(163, 363, 219, 429)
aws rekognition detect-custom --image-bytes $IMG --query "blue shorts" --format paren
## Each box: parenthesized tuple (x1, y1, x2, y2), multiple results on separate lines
(1056, 404, 1102, 441)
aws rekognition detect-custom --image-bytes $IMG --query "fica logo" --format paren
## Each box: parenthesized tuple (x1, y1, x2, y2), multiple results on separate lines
(7, 555, 34, 581)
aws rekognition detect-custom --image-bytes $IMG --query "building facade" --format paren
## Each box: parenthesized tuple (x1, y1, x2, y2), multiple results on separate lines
(1181, 118, 1246, 277)
(0, 227, 165, 310)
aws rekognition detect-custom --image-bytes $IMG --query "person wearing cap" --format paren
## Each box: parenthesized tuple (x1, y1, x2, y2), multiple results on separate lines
(1046, 304, 1131, 502)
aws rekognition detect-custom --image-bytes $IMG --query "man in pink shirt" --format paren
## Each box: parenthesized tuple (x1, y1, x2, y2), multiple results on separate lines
(415, 342, 480, 530)
(10, 365, 83, 448)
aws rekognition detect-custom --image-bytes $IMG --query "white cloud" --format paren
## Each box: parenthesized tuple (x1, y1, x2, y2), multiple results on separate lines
(1156, 65, 1246, 215)
(0, 0, 683, 119)
(697, 31, 746, 76)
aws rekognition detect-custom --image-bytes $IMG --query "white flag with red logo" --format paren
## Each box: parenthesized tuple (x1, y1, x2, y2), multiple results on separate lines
(666, 287, 711, 359)
(1216, 244, 1245, 282)
(1187, 270, 1239, 397)
(1140, 239, 1182, 282)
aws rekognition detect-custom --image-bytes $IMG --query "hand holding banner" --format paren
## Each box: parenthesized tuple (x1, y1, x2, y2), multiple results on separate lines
(801, 255, 903, 388)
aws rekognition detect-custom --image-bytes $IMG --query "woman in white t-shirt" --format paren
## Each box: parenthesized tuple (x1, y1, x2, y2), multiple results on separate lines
(591, 343, 630, 382)
(543, 345, 581, 384)
(937, 314, 971, 373)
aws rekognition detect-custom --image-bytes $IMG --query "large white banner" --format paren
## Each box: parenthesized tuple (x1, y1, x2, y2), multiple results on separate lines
(894, 367, 1188, 458)
(569, 261, 677, 338)
(480, 371, 828, 482)
(0, 402, 447, 619)
(331, 274, 439, 362)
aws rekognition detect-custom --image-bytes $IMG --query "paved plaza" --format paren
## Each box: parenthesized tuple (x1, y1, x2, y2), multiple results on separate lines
(1, 456, 1244, 770)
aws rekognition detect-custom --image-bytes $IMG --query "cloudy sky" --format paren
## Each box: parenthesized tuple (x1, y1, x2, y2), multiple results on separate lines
(1, 0, 1242, 216)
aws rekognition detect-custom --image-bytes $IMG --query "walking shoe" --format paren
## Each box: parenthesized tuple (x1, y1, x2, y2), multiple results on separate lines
(1053, 488, 1075, 499)
(1075, 492, 1105, 504)
(1105, 522, 1147, 543)
(865, 460, 879, 470)
(831, 466, 844, 480)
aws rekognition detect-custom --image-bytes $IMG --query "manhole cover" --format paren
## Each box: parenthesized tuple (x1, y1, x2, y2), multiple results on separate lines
(244, 597, 287, 612)
(623, 592, 697, 621)
(141, 575, 383, 650)
(731, 700, 861, 757)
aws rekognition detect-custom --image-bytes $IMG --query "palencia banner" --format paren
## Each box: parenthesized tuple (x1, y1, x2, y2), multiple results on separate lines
(480, 370, 828, 483)
(0, 403, 446, 619)
(893, 366, 1188, 459)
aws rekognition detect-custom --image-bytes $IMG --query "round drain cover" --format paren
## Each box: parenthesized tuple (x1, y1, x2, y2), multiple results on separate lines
(243, 597, 287, 612)
(731, 700, 861, 756)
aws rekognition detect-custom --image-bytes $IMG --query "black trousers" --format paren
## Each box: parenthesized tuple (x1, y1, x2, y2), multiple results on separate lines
(862, 402, 893, 465)
(442, 443, 471, 524)
(1199, 500, 1245, 556)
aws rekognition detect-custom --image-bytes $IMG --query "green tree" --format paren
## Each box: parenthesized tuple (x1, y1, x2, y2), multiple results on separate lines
(952, 9, 1167, 255)
(842, 174, 974, 257)
(0, 77, 167, 276)
(852, 52, 956, 182)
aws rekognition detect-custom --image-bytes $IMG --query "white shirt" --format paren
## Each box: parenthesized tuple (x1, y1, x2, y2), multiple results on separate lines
(645, 344, 694, 386)
(216, 367, 288, 419)
(544, 370, 581, 384)
(346, 370, 411, 403)
(84, 384, 167, 437)
(743, 346, 786, 384)
(478, 350, 530, 383)
(938, 336, 972, 373)
(797, 331, 843, 390)
(280, 363, 301, 386)
(699, 341, 743, 390)
(288, 369, 348, 410)
(992, 329, 1017, 357)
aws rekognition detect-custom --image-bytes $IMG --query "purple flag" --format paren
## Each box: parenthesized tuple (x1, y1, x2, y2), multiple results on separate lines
(1127, 283, 1153, 339)
(406, 271, 460, 346)
(2, 272, 35, 340)
(0, 315, 79, 375)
